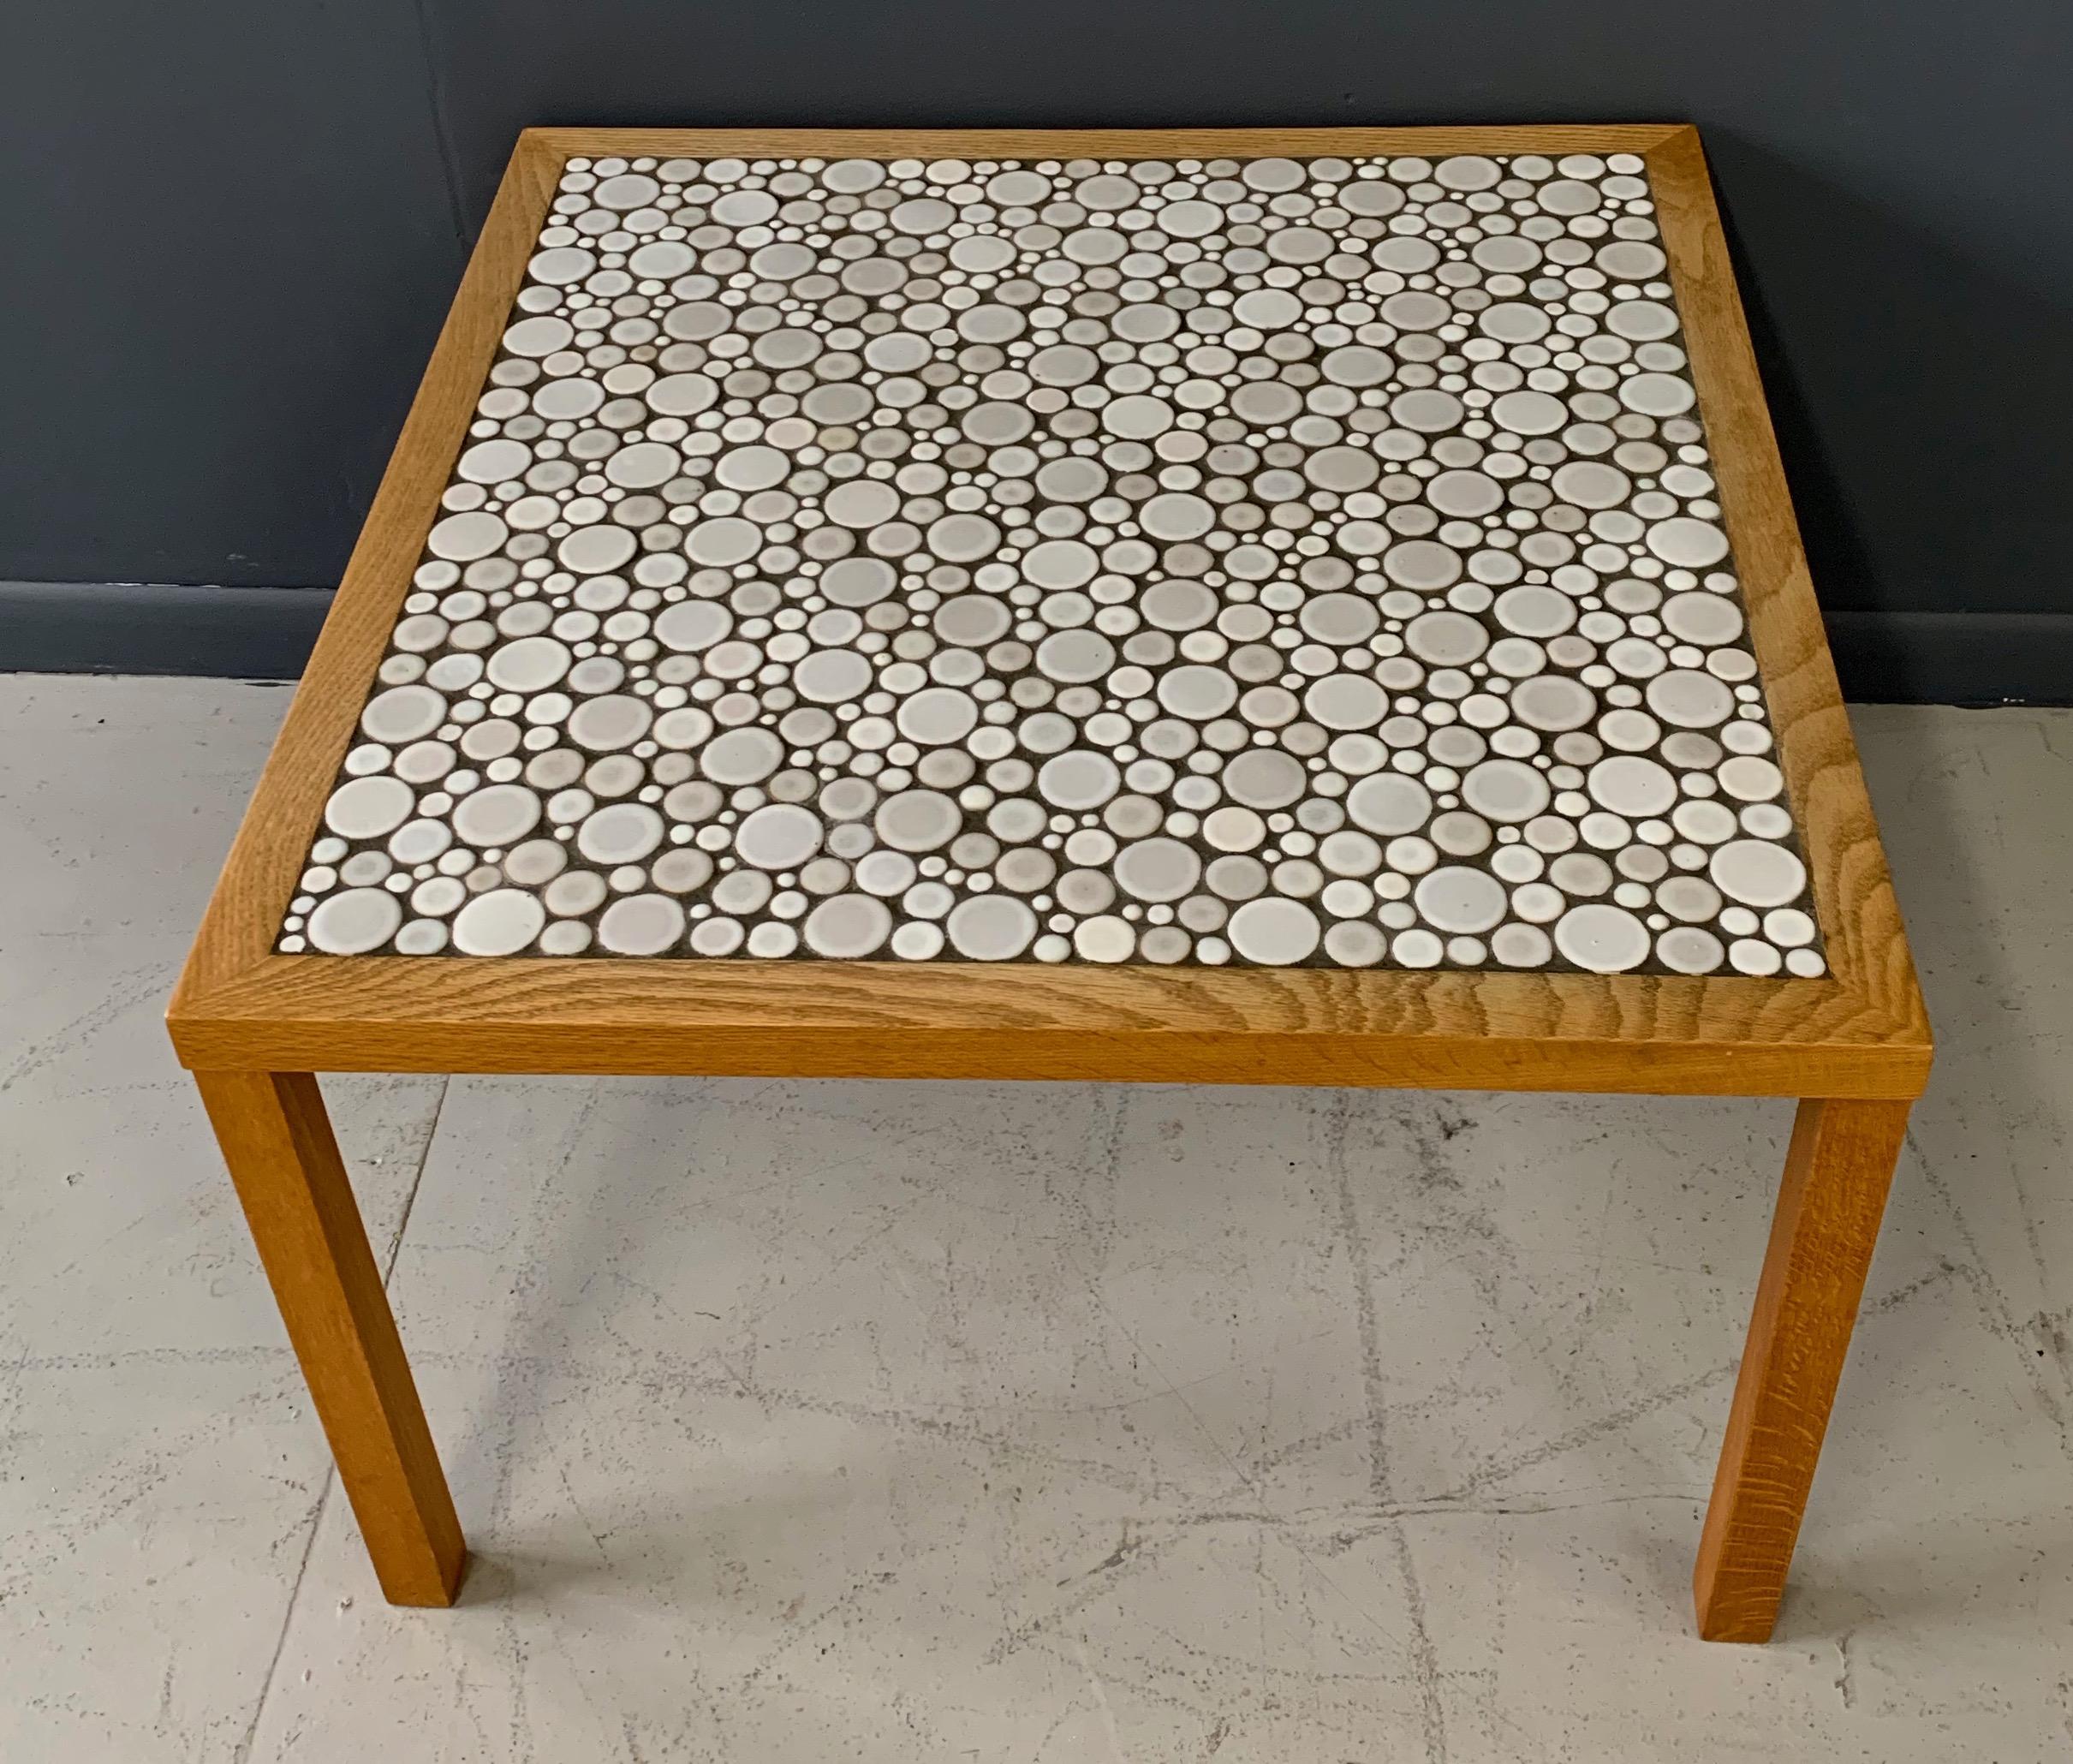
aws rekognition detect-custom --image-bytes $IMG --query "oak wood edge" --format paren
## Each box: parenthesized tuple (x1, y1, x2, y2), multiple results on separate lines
(1640, 126, 1930, 1049)
(167, 953, 1931, 1095)
(520, 122, 1695, 159)
(171, 1038, 1930, 1098)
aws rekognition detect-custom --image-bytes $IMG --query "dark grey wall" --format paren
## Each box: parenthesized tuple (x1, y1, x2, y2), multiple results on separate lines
(5, 1, 2070, 698)
(3, 1, 465, 587)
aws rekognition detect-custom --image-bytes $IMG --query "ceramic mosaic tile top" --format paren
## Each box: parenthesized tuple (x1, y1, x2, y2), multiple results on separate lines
(279, 149, 1826, 974)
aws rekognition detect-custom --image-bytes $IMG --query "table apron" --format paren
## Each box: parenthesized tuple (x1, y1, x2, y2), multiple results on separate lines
(170, 1022, 1927, 1096)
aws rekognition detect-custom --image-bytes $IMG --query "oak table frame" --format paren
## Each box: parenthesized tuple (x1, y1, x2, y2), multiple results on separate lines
(168, 125, 1931, 1642)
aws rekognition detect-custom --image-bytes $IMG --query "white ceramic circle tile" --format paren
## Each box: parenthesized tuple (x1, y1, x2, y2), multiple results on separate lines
(279, 149, 1822, 975)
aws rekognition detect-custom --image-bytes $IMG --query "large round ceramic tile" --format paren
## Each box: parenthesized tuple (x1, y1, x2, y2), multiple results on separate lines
(1228, 898, 1322, 966)
(451, 889, 546, 956)
(1553, 903, 1653, 973)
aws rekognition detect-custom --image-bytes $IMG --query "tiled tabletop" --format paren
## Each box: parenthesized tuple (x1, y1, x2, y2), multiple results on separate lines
(280, 147, 1822, 977)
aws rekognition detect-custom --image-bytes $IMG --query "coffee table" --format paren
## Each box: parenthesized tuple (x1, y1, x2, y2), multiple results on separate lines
(168, 125, 1930, 1643)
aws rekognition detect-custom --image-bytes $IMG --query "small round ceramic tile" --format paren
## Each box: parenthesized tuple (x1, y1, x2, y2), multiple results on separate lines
(277, 147, 1818, 974)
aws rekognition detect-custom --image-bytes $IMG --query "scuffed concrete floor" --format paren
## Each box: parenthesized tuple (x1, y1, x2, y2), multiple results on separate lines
(2, 673, 2069, 1762)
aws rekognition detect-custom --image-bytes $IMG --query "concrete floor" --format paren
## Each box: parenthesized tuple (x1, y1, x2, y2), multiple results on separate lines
(1, 673, 2068, 1762)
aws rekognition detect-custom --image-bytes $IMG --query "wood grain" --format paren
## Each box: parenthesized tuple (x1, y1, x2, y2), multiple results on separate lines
(165, 124, 1930, 1100)
(171, 956, 1923, 1094)
(1646, 128, 1925, 1035)
(1694, 1095, 1910, 1642)
(528, 123, 1687, 161)
(195, 1070, 466, 1606)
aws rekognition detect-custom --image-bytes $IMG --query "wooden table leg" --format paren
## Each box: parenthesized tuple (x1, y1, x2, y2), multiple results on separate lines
(195, 1069, 466, 1606)
(1694, 1096, 1909, 1641)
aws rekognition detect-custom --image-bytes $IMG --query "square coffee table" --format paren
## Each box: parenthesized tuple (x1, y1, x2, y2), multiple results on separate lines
(169, 126, 1931, 1642)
